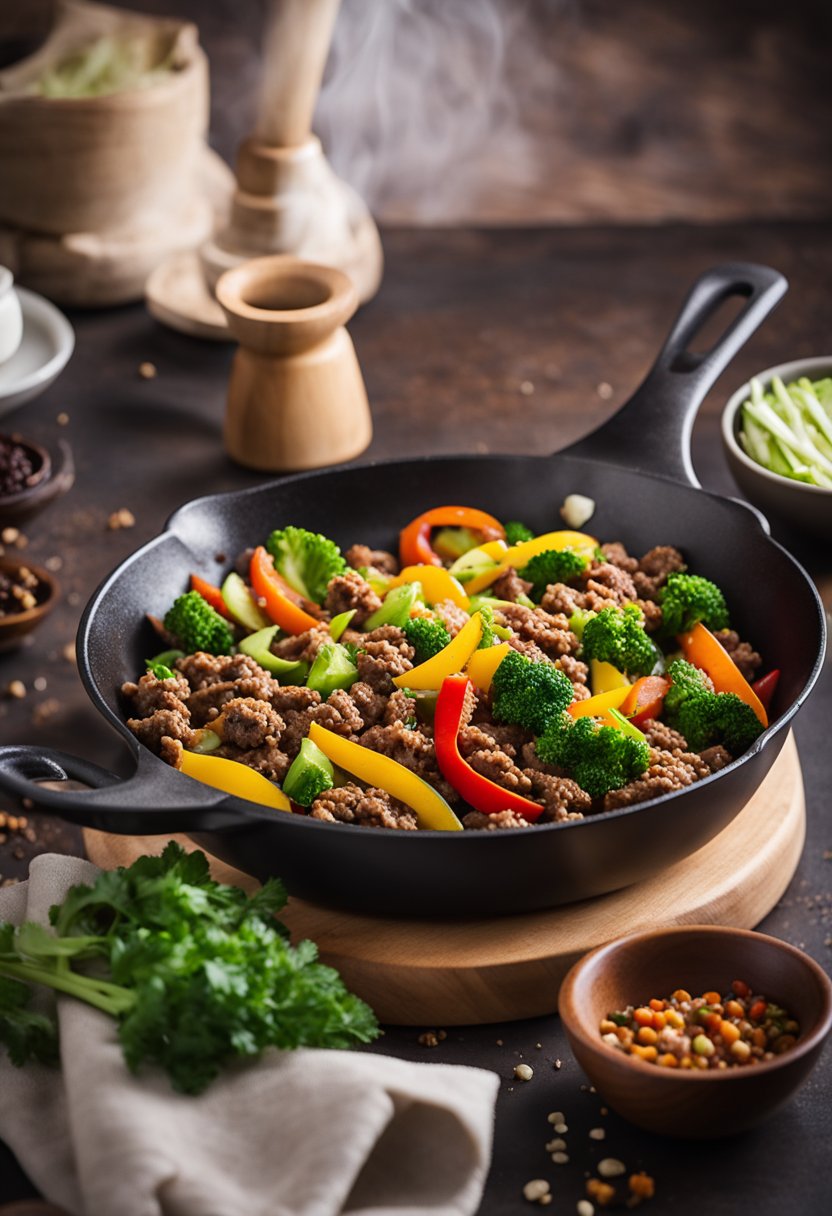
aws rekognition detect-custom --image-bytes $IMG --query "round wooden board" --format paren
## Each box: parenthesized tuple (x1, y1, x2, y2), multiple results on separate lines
(84, 732, 805, 1026)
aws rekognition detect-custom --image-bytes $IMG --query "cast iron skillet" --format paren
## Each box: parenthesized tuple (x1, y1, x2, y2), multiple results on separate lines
(0, 264, 825, 916)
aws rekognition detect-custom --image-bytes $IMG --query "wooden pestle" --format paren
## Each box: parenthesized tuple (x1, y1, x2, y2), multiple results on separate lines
(216, 255, 372, 472)
(201, 0, 382, 306)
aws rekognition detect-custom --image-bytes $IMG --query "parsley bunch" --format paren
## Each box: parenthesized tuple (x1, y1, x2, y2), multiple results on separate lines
(0, 844, 378, 1093)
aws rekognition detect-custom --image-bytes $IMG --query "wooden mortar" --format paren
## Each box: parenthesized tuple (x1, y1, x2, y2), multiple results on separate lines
(216, 255, 372, 472)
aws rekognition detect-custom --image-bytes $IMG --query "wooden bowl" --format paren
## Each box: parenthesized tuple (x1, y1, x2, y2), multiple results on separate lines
(559, 926, 832, 1138)
(0, 434, 74, 526)
(0, 556, 59, 652)
(722, 356, 832, 539)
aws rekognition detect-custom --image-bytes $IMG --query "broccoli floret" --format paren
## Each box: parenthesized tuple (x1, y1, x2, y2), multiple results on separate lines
(163, 592, 234, 656)
(580, 604, 657, 676)
(266, 526, 346, 604)
(282, 737, 334, 807)
(504, 520, 535, 545)
(491, 649, 574, 736)
(660, 573, 730, 636)
(519, 547, 588, 600)
(535, 713, 650, 798)
(716, 694, 765, 755)
(663, 659, 763, 755)
(402, 616, 451, 663)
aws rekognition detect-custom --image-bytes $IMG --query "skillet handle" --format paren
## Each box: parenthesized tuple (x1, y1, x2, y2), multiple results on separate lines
(561, 262, 787, 487)
(0, 744, 244, 834)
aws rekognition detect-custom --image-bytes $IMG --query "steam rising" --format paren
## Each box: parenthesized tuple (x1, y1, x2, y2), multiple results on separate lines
(314, 0, 566, 224)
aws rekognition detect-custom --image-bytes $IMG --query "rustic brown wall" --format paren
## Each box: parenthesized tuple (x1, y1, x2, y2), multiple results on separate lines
(3, 0, 831, 224)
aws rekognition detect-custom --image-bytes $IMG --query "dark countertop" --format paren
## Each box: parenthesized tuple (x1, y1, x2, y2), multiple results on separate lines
(0, 223, 830, 1214)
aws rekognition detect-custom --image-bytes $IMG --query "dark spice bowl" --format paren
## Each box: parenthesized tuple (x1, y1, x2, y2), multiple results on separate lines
(0, 556, 59, 651)
(0, 433, 74, 528)
(559, 926, 832, 1138)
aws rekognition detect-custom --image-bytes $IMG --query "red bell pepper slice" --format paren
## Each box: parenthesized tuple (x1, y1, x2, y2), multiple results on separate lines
(249, 547, 320, 635)
(620, 675, 671, 726)
(434, 674, 543, 822)
(751, 669, 780, 714)
(190, 573, 233, 620)
(399, 506, 505, 568)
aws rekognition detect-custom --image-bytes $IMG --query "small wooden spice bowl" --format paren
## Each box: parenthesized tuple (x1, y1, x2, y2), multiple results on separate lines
(559, 926, 832, 1138)
(0, 556, 59, 651)
(0, 434, 74, 527)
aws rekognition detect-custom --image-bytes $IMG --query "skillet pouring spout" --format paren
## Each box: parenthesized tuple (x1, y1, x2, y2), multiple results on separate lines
(0, 261, 824, 917)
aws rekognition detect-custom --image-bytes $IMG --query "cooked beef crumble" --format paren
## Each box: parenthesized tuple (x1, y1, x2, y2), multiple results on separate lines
(123, 528, 766, 832)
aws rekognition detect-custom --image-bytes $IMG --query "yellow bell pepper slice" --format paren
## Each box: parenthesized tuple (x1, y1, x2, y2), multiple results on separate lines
(466, 642, 511, 692)
(393, 610, 483, 690)
(451, 539, 510, 595)
(178, 750, 291, 812)
(567, 685, 631, 720)
(502, 529, 598, 568)
(308, 722, 462, 831)
(590, 659, 631, 694)
(388, 564, 470, 611)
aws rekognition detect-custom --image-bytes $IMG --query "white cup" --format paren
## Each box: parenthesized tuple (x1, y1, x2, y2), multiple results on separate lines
(0, 267, 24, 365)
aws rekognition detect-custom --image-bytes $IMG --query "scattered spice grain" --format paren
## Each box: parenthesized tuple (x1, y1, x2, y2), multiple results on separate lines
(523, 1179, 551, 1204)
(138, 362, 157, 380)
(108, 508, 136, 531)
(515, 1063, 534, 1081)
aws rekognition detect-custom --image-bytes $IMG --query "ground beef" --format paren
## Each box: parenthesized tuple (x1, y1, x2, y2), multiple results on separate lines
(495, 603, 578, 660)
(279, 708, 319, 759)
(324, 570, 382, 626)
(212, 697, 283, 750)
(466, 749, 534, 795)
(121, 671, 192, 718)
(348, 680, 388, 727)
(176, 652, 271, 692)
(700, 744, 733, 772)
(638, 598, 664, 633)
(358, 720, 458, 803)
(523, 770, 590, 821)
(159, 736, 184, 768)
(127, 709, 196, 752)
(344, 544, 399, 575)
(462, 810, 533, 830)
(582, 561, 639, 608)
(222, 741, 291, 784)
(600, 542, 639, 573)
(187, 681, 240, 725)
(271, 686, 321, 715)
(540, 582, 585, 617)
(384, 689, 418, 725)
(355, 626, 414, 688)
(458, 724, 516, 759)
(433, 598, 470, 637)
(641, 718, 690, 752)
(632, 546, 687, 600)
(714, 630, 762, 682)
(491, 567, 534, 603)
(554, 652, 589, 691)
(312, 689, 365, 737)
(601, 745, 705, 810)
(310, 784, 418, 830)
(475, 719, 529, 754)
(505, 636, 551, 664)
(271, 626, 330, 663)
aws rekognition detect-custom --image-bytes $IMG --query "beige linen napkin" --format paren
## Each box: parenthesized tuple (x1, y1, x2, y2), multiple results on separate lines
(0, 854, 499, 1216)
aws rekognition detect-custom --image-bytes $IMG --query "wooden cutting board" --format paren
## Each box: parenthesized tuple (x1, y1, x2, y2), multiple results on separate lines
(84, 732, 805, 1026)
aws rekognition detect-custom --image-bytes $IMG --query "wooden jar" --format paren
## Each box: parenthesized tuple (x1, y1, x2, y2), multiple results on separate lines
(0, 1, 209, 237)
(216, 256, 372, 472)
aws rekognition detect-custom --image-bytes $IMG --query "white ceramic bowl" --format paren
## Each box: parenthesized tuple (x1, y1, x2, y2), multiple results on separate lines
(0, 286, 74, 418)
(0, 266, 23, 364)
(722, 356, 832, 538)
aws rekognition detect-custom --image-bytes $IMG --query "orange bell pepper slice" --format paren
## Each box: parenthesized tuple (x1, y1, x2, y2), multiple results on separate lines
(190, 573, 233, 620)
(250, 546, 320, 635)
(568, 686, 631, 719)
(620, 675, 671, 726)
(678, 623, 768, 727)
(399, 506, 505, 568)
